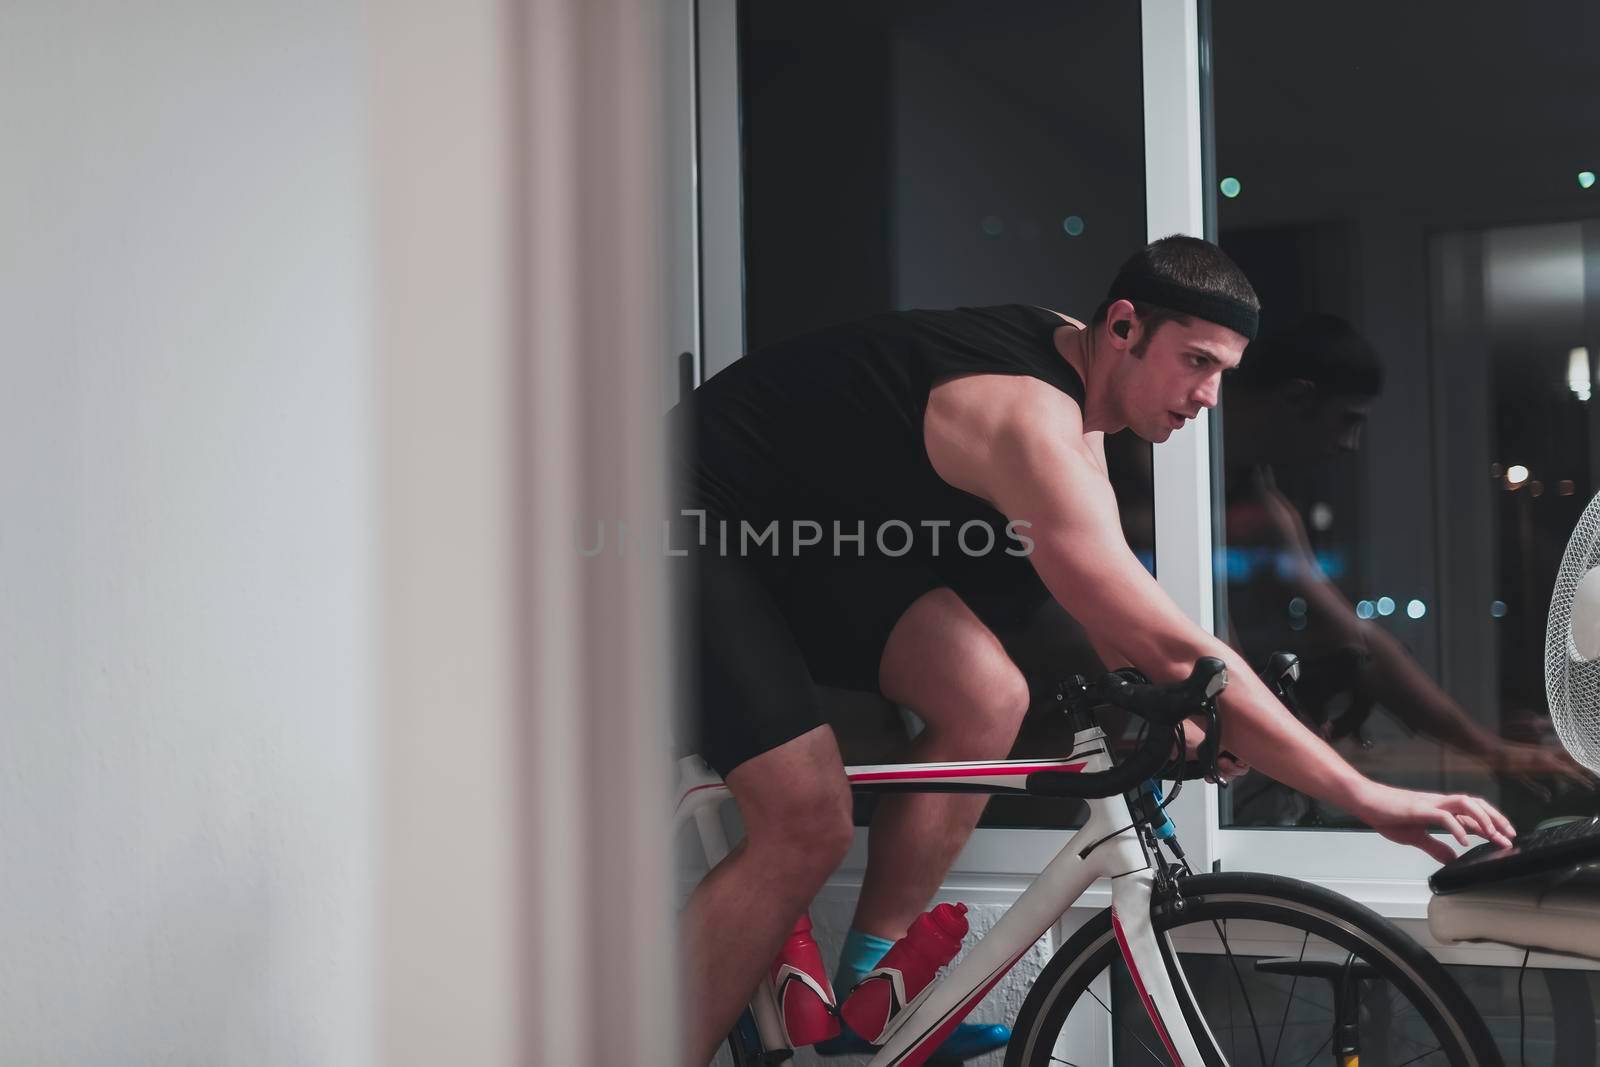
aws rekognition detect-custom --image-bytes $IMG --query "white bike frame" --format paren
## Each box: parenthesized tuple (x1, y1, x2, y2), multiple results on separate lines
(674, 723, 1222, 1066)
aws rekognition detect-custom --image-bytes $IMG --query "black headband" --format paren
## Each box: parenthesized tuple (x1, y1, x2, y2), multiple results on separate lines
(1106, 271, 1259, 341)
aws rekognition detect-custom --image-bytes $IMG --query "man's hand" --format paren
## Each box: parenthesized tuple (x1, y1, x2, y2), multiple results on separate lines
(1350, 781, 1516, 864)
(1178, 716, 1251, 784)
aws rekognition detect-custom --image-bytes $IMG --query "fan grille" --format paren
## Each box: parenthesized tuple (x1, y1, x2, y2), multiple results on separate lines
(1546, 490, 1600, 775)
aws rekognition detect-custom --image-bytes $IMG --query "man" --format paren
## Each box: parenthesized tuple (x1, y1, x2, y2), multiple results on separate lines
(672, 237, 1515, 1066)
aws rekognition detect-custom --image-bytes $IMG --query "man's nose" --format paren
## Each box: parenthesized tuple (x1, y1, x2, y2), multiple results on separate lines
(1196, 375, 1222, 410)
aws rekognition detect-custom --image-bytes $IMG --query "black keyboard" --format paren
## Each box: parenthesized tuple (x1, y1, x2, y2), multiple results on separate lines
(1431, 816, 1600, 894)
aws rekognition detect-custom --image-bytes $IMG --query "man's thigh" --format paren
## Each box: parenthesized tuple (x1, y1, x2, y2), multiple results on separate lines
(876, 586, 1029, 727)
(766, 558, 1038, 702)
(764, 558, 945, 693)
(690, 549, 828, 777)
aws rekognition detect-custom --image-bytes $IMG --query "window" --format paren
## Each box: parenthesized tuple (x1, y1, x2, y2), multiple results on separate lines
(1208, 1, 1600, 838)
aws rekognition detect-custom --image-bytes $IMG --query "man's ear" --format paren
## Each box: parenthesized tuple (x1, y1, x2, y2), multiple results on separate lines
(1105, 299, 1138, 347)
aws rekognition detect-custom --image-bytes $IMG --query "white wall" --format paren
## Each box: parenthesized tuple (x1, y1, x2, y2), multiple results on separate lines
(0, 3, 374, 1063)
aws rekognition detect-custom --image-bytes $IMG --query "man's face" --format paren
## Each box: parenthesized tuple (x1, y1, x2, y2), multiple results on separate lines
(1115, 312, 1248, 443)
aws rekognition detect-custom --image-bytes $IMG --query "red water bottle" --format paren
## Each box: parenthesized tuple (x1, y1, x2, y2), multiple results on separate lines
(770, 913, 840, 1048)
(840, 902, 969, 1044)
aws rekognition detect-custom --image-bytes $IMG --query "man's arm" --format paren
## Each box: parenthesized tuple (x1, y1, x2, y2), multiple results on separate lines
(928, 384, 1514, 858)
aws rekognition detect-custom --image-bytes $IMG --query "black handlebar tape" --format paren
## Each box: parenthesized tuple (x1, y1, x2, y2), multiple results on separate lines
(1102, 657, 1228, 725)
(1024, 658, 1230, 800)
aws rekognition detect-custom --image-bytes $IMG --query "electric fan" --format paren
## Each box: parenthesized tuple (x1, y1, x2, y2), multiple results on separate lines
(1545, 489, 1600, 775)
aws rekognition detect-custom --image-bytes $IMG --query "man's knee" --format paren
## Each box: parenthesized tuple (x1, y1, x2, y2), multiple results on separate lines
(913, 655, 1030, 740)
(790, 794, 855, 869)
(746, 779, 854, 875)
(728, 731, 854, 876)
(938, 663, 1030, 756)
(975, 666, 1032, 735)
(880, 588, 1031, 742)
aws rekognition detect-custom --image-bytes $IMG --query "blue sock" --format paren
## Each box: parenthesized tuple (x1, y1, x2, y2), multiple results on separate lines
(833, 927, 895, 996)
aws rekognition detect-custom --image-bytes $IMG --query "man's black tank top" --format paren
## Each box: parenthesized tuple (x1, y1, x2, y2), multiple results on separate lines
(672, 304, 1086, 594)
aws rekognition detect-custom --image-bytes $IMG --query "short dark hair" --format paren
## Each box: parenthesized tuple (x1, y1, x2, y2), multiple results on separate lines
(1092, 235, 1261, 353)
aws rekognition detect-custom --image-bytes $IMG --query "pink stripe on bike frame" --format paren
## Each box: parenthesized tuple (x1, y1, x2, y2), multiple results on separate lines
(1111, 907, 1185, 1067)
(848, 761, 1085, 784)
(677, 760, 1085, 808)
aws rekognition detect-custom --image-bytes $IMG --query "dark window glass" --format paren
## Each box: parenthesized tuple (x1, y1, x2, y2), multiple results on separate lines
(1210, 1, 1600, 831)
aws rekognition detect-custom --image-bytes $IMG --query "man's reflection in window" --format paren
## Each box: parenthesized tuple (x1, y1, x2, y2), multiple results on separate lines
(1221, 315, 1594, 827)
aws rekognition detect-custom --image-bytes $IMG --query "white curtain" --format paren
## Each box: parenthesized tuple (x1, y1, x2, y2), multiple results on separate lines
(371, 0, 676, 1063)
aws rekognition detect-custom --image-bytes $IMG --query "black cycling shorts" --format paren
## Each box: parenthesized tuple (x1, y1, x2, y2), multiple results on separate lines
(682, 548, 1049, 777)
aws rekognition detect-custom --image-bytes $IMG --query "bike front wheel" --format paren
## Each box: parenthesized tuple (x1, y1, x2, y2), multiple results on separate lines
(1007, 872, 1502, 1067)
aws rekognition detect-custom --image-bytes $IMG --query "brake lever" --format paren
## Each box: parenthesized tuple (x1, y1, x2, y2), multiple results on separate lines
(1174, 652, 1308, 786)
(1171, 698, 1234, 785)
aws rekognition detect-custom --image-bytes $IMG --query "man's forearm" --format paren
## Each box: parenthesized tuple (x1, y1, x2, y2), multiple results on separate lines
(1151, 637, 1375, 812)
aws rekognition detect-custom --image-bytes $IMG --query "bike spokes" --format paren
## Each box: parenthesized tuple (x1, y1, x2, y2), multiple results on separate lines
(1075, 922, 1456, 1065)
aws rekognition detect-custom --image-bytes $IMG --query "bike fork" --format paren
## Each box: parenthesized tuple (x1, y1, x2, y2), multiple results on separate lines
(1110, 865, 1228, 1067)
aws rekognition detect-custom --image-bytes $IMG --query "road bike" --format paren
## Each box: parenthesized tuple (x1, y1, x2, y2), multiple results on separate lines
(676, 658, 1503, 1066)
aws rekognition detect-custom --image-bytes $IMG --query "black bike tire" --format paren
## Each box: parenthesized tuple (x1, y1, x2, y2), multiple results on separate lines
(1006, 872, 1503, 1067)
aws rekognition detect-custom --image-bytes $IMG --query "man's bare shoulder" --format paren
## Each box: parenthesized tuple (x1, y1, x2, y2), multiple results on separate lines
(927, 372, 1084, 441)
(925, 374, 1092, 498)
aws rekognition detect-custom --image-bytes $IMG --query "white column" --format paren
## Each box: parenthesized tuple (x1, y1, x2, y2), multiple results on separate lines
(698, 0, 747, 377)
(1141, 0, 1222, 874)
